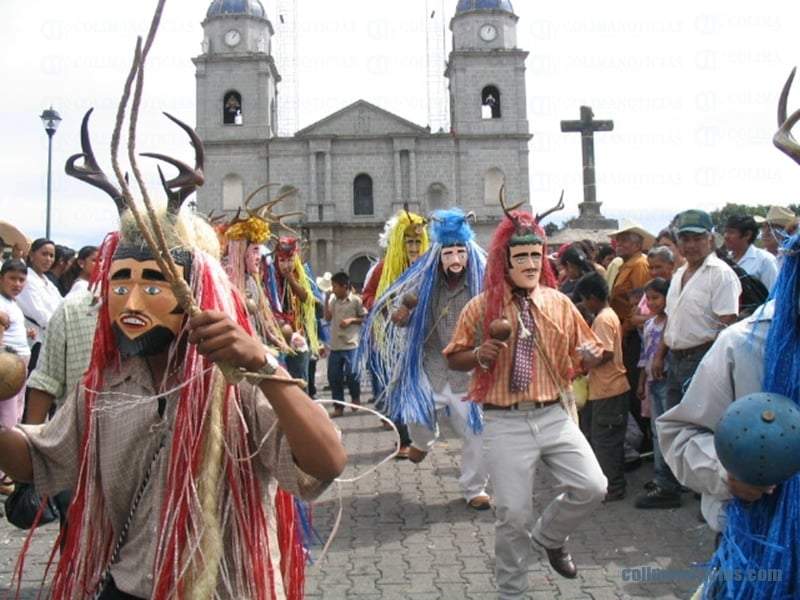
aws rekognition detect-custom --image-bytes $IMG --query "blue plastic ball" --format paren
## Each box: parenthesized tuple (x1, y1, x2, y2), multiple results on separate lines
(714, 392, 800, 487)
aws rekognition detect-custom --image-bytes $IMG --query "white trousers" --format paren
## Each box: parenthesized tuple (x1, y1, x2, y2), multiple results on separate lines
(483, 404, 607, 599)
(407, 383, 489, 502)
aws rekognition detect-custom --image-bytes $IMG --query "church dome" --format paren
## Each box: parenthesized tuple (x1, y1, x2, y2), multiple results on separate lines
(455, 0, 514, 14)
(206, 0, 266, 19)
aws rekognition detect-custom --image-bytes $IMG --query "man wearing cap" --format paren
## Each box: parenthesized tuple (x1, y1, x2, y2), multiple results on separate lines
(723, 214, 778, 292)
(758, 205, 798, 259)
(643, 209, 740, 509)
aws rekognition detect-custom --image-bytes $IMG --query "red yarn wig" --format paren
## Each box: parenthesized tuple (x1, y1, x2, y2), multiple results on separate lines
(472, 211, 556, 400)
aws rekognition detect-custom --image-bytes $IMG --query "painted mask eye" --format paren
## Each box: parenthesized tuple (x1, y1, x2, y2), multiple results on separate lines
(144, 285, 162, 296)
(112, 285, 129, 295)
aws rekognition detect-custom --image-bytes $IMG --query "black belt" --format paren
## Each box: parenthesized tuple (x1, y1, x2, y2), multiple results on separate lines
(483, 399, 560, 411)
(670, 342, 713, 360)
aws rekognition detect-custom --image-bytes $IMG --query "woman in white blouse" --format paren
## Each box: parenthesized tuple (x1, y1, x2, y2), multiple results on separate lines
(63, 245, 99, 297)
(16, 239, 61, 351)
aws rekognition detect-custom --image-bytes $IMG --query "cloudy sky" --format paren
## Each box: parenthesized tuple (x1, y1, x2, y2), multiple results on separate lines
(1, 0, 799, 249)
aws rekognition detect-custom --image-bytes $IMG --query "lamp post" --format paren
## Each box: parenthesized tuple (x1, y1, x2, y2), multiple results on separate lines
(39, 107, 62, 240)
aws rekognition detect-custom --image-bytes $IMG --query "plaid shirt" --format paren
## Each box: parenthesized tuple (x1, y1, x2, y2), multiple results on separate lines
(27, 290, 98, 408)
(423, 278, 472, 394)
(444, 285, 598, 407)
(20, 357, 329, 599)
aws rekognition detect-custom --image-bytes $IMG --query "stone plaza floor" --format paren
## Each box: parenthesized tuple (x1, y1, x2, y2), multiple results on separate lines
(1, 402, 715, 599)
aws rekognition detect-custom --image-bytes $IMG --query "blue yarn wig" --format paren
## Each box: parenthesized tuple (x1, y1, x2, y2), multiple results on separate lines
(357, 208, 486, 433)
(430, 208, 476, 247)
(703, 233, 800, 599)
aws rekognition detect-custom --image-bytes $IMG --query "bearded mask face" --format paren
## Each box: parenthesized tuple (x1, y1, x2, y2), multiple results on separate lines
(108, 257, 185, 357)
(440, 245, 468, 278)
(507, 243, 544, 290)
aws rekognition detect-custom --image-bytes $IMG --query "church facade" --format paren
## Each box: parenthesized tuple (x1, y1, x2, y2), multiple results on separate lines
(195, 0, 531, 286)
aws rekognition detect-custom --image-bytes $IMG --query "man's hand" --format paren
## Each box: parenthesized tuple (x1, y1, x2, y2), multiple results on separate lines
(577, 341, 603, 368)
(27, 328, 37, 340)
(476, 339, 507, 368)
(0, 311, 9, 330)
(652, 352, 668, 379)
(637, 378, 646, 402)
(727, 475, 776, 503)
(188, 310, 265, 372)
(390, 306, 411, 327)
(340, 317, 353, 328)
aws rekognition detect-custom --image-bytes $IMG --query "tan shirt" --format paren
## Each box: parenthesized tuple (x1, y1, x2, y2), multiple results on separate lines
(327, 293, 367, 351)
(19, 357, 329, 599)
(444, 285, 598, 407)
(587, 307, 631, 400)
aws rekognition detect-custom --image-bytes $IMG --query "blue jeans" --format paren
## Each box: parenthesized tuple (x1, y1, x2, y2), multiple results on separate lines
(649, 378, 680, 493)
(327, 349, 361, 405)
(284, 350, 310, 384)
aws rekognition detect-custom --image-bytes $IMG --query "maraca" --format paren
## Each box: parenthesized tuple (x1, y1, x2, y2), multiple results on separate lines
(489, 318, 512, 341)
(391, 293, 419, 326)
(0, 348, 27, 401)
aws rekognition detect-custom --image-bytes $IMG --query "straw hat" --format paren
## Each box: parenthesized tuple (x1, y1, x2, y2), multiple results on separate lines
(0, 221, 31, 256)
(316, 272, 333, 293)
(609, 220, 656, 249)
(753, 206, 797, 229)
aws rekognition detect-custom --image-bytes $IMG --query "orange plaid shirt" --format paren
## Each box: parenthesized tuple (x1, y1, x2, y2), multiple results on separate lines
(443, 285, 599, 407)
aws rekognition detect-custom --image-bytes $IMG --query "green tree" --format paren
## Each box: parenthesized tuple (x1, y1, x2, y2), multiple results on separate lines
(544, 222, 560, 237)
(709, 203, 771, 231)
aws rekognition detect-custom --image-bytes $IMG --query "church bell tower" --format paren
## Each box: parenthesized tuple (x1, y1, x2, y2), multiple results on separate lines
(194, 0, 280, 213)
(447, 0, 529, 137)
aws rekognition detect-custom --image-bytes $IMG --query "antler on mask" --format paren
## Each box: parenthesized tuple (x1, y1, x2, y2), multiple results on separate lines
(775, 67, 800, 166)
(499, 185, 526, 230)
(141, 112, 205, 215)
(245, 183, 304, 235)
(535, 190, 565, 222)
(65, 108, 127, 214)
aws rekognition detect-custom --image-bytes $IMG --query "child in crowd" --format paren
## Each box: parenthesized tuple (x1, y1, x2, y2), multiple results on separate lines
(574, 272, 631, 502)
(0, 259, 32, 494)
(634, 277, 682, 509)
(325, 272, 366, 417)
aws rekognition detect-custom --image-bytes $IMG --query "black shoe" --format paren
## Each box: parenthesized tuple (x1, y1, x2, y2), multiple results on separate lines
(603, 488, 626, 503)
(532, 537, 577, 579)
(635, 487, 682, 509)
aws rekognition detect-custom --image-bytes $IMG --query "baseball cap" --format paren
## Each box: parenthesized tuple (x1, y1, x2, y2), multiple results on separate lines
(675, 210, 713, 234)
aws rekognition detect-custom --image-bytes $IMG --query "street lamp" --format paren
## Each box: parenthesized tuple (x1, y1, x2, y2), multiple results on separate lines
(39, 106, 62, 240)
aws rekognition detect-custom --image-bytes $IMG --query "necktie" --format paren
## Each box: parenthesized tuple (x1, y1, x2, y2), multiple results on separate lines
(510, 295, 535, 392)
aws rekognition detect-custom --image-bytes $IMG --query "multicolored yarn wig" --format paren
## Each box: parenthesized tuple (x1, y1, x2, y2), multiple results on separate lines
(701, 232, 800, 599)
(358, 209, 485, 432)
(375, 209, 430, 299)
(265, 238, 320, 356)
(13, 223, 308, 600)
(471, 210, 556, 401)
(221, 214, 290, 354)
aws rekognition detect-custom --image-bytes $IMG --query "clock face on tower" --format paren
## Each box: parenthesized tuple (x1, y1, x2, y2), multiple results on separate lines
(479, 24, 497, 42)
(224, 29, 241, 47)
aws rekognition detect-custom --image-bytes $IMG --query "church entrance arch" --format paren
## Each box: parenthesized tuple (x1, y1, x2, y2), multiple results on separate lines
(348, 254, 376, 292)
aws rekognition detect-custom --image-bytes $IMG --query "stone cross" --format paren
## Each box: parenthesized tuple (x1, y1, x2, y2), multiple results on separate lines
(560, 106, 614, 206)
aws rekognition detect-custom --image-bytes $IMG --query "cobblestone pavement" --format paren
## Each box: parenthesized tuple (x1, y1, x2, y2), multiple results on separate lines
(1, 401, 715, 599)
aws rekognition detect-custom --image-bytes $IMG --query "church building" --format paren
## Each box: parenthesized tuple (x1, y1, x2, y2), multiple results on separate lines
(194, 0, 531, 286)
